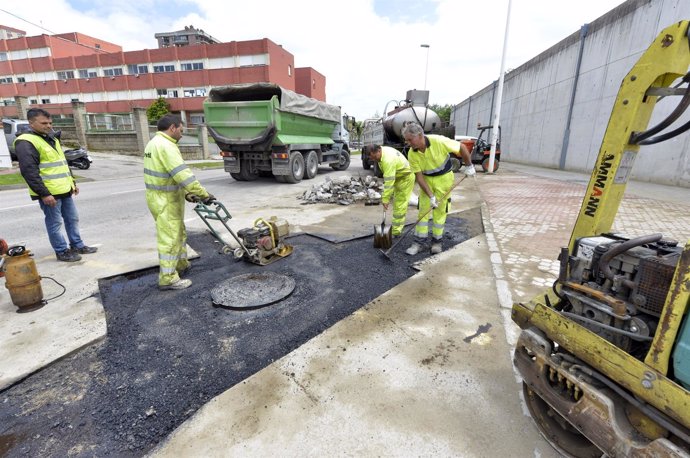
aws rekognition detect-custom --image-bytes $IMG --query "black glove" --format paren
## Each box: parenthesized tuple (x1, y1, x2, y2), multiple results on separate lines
(185, 193, 200, 203)
(202, 194, 216, 205)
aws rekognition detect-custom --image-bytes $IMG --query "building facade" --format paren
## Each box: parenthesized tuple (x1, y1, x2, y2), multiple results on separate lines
(0, 28, 327, 125)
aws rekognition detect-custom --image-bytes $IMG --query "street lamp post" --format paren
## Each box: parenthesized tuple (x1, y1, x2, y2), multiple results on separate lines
(421, 44, 430, 90)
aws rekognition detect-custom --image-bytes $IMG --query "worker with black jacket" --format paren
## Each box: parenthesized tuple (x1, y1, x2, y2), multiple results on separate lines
(14, 108, 98, 262)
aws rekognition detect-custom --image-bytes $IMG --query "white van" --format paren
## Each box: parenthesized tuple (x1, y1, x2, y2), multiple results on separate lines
(3, 118, 31, 161)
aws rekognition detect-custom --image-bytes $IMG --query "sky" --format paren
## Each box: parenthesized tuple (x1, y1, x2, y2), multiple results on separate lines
(1, 0, 627, 121)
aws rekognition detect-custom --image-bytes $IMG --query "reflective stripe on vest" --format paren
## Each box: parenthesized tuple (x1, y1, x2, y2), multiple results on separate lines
(422, 154, 452, 177)
(15, 134, 73, 196)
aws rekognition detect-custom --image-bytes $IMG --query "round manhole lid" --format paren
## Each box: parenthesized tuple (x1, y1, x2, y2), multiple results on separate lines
(211, 272, 295, 309)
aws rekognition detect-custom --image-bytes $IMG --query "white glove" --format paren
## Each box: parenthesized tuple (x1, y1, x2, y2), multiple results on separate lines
(429, 195, 438, 209)
(464, 164, 477, 177)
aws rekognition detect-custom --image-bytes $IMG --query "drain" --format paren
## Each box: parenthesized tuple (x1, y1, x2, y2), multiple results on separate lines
(210, 272, 296, 309)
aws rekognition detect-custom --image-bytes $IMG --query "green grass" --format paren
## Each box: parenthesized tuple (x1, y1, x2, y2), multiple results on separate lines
(0, 173, 87, 187)
(189, 161, 225, 169)
(0, 173, 26, 186)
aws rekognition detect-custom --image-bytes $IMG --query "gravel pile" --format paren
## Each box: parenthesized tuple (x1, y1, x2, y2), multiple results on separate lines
(299, 176, 383, 205)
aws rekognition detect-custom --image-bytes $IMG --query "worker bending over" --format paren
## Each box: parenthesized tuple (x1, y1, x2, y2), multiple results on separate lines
(369, 144, 415, 236)
(401, 122, 475, 255)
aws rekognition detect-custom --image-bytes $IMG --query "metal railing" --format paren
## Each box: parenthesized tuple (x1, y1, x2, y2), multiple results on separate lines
(85, 113, 134, 132)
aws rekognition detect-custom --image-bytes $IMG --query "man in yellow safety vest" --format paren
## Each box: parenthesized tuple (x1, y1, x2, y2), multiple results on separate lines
(14, 108, 98, 262)
(144, 113, 213, 290)
(402, 122, 475, 255)
(369, 144, 415, 236)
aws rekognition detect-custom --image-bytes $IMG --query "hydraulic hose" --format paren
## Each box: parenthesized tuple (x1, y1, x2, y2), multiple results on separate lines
(599, 233, 663, 289)
(630, 83, 690, 144)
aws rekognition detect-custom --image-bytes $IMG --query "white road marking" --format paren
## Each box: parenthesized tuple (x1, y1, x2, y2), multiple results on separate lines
(0, 203, 35, 211)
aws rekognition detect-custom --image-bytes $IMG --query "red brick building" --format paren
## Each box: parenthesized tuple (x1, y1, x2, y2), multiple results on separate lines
(0, 26, 327, 124)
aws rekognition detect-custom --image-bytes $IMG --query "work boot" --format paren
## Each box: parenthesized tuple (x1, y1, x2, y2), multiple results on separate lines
(159, 278, 192, 291)
(72, 245, 98, 254)
(57, 250, 82, 262)
(431, 242, 443, 254)
(405, 242, 421, 256)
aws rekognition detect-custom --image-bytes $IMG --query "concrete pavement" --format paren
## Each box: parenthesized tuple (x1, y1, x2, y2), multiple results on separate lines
(2, 157, 689, 456)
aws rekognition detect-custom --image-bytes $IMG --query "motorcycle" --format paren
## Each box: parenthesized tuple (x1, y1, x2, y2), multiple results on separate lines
(64, 147, 92, 170)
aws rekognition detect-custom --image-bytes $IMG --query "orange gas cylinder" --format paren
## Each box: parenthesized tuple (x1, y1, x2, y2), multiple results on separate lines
(3, 250, 44, 312)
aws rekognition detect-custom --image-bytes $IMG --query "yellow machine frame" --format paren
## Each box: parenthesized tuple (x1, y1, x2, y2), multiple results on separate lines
(512, 21, 690, 455)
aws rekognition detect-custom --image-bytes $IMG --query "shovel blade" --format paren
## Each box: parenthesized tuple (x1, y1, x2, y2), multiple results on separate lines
(374, 222, 392, 249)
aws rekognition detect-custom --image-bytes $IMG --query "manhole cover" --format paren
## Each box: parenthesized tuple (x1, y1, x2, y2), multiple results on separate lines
(210, 272, 296, 309)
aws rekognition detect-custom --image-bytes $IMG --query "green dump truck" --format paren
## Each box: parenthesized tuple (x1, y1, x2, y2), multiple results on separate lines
(204, 83, 351, 183)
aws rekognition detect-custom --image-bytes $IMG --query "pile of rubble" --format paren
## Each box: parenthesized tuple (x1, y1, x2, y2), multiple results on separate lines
(299, 175, 383, 205)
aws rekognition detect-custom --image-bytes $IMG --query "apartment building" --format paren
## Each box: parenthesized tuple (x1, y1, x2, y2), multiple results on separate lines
(0, 25, 327, 124)
(155, 25, 220, 48)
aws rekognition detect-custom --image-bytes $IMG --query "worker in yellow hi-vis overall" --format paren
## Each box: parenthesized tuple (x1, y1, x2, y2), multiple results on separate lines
(144, 113, 214, 290)
(402, 123, 475, 255)
(369, 144, 415, 236)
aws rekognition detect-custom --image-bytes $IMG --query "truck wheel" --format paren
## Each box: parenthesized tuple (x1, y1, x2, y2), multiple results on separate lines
(230, 172, 245, 181)
(482, 157, 499, 172)
(330, 151, 350, 171)
(362, 159, 371, 170)
(284, 152, 305, 183)
(305, 151, 319, 179)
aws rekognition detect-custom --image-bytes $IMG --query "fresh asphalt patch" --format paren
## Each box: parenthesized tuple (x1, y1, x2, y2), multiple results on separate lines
(0, 208, 483, 457)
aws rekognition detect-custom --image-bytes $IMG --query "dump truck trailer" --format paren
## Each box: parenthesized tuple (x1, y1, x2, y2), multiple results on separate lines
(204, 83, 351, 183)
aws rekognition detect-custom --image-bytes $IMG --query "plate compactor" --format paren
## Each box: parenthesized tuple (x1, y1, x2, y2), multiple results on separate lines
(189, 195, 293, 266)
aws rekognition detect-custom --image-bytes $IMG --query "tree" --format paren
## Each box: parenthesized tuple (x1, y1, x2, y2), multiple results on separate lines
(428, 103, 453, 125)
(146, 97, 171, 123)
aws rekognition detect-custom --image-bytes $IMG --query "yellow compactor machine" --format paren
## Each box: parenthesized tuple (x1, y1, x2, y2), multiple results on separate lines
(512, 21, 690, 457)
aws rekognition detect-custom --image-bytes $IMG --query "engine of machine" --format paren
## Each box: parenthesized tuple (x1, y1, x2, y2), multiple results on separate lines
(235, 217, 292, 266)
(560, 233, 683, 362)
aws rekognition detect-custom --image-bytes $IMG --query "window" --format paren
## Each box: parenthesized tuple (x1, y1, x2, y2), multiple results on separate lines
(156, 89, 178, 98)
(288, 65, 292, 76)
(0, 77, 13, 84)
(153, 64, 175, 73)
(2, 99, 16, 106)
(190, 114, 205, 125)
(30, 99, 37, 104)
(0, 53, 7, 62)
(103, 68, 123, 77)
(17, 77, 25, 83)
(181, 62, 203, 71)
(57, 70, 75, 80)
(128, 64, 149, 75)
(78, 69, 97, 78)
(183, 88, 206, 97)
(41, 98, 51, 104)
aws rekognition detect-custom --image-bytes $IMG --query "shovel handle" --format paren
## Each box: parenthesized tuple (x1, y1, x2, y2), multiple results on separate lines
(382, 175, 468, 257)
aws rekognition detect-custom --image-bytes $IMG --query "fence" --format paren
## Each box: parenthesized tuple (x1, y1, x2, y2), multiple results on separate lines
(85, 113, 134, 132)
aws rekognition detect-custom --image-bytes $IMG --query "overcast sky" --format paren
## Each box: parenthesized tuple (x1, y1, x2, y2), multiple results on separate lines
(1, 0, 627, 120)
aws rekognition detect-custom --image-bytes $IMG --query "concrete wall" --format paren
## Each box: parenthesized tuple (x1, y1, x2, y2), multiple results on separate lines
(452, 0, 690, 187)
(86, 132, 142, 154)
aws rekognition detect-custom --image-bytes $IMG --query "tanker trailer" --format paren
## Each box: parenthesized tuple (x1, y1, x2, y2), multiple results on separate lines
(361, 90, 455, 175)
(204, 83, 351, 184)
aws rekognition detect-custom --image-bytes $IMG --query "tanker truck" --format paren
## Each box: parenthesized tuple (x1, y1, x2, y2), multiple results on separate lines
(204, 83, 352, 183)
(360, 89, 457, 176)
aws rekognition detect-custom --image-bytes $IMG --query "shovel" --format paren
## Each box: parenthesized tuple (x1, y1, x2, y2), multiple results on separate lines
(373, 208, 393, 249)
